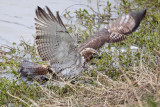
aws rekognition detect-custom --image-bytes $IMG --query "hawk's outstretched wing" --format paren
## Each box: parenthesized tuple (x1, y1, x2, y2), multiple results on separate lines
(35, 6, 84, 79)
(78, 9, 146, 52)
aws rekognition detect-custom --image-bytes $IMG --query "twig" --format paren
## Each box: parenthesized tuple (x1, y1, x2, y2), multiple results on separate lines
(7, 91, 30, 106)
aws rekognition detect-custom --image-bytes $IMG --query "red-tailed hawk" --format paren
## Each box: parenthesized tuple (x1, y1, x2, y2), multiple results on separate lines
(19, 6, 146, 81)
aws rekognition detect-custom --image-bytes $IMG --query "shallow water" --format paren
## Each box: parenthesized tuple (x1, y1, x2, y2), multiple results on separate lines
(0, 0, 118, 45)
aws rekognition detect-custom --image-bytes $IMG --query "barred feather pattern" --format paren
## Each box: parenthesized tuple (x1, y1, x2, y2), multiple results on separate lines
(108, 32, 126, 43)
(108, 14, 135, 34)
(35, 6, 85, 79)
(78, 9, 146, 51)
(107, 14, 135, 42)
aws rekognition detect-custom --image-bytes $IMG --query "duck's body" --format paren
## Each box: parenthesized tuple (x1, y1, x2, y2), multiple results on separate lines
(18, 60, 52, 81)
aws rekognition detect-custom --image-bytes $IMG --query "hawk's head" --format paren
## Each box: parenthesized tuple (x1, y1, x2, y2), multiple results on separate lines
(80, 48, 101, 63)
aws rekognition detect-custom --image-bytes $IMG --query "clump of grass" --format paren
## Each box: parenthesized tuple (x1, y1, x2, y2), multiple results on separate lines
(0, 0, 160, 106)
(0, 78, 43, 106)
(37, 62, 160, 106)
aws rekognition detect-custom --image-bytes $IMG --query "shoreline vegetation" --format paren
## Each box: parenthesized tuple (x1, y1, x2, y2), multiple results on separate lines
(0, 0, 160, 106)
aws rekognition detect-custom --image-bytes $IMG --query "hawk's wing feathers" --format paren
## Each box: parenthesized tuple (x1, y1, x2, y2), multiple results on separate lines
(35, 6, 75, 61)
(78, 9, 146, 51)
(35, 6, 84, 79)
(107, 9, 146, 42)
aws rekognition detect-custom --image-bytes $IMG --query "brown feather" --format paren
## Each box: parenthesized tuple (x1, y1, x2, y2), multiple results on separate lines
(78, 28, 110, 52)
(19, 60, 51, 76)
(78, 9, 146, 52)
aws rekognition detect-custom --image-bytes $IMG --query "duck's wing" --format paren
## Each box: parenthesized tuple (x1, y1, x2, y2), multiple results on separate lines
(78, 9, 146, 52)
(19, 60, 50, 77)
(35, 6, 84, 78)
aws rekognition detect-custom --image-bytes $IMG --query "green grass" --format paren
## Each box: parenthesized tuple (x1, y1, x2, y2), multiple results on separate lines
(0, 0, 160, 106)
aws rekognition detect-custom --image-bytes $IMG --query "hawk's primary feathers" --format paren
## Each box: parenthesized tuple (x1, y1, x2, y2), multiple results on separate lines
(35, 6, 85, 80)
(78, 9, 146, 52)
